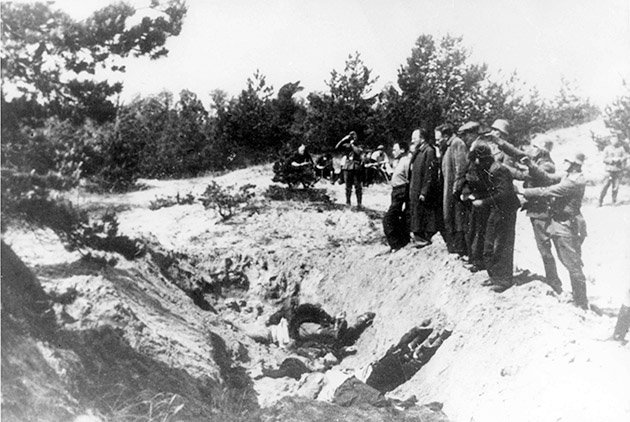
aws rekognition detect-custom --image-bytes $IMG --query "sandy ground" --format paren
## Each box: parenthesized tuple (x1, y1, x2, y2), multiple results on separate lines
(3, 119, 629, 421)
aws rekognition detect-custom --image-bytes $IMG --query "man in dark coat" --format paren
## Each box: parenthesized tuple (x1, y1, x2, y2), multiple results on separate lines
(336, 131, 364, 208)
(459, 123, 489, 272)
(409, 128, 440, 246)
(383, 141, 412, 251)
(439, 123, 469, 256)
(469, 145, 520, 291)
(518, 152, 589, 309)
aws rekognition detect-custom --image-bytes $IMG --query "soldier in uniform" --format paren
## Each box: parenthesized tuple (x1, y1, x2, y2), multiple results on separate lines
(491, 135, 563, 293)
(336, 131, 364, 208)
(518, 152, 589, 310)
(598, 133, 628, 206)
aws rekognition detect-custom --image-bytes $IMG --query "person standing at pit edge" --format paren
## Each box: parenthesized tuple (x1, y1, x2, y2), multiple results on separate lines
(336, 131, 364, 209)
(517, 152, 589, 310)
(468, 145, 520, 292)
(409, 128, 440, 247)
(383, 140, 412, 251)
(598, 133, 628, 207)
(491, 135, 563, 294)
(439, 122, 470, 257)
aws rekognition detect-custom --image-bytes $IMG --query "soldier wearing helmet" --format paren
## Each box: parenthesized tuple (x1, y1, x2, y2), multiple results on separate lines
(517, 151, 589, 310)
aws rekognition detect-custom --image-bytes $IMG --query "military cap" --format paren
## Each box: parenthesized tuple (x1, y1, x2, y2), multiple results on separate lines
(565, 152, 585, 166)
(458, 121, 480, 134)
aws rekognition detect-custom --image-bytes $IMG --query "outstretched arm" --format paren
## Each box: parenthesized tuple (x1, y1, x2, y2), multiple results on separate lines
(521, 177, 578, 198)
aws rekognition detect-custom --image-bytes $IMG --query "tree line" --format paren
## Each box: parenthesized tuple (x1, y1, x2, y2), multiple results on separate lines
(1, 1, 619, 193)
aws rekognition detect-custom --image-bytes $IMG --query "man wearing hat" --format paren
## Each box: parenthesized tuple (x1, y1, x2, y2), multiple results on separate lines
(491, 135, 563, 293)
(440, 122, 470, 256)
(517, 152, 589, 310)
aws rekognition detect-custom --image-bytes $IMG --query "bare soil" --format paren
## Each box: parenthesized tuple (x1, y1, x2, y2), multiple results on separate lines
(2, 120, 629, 422)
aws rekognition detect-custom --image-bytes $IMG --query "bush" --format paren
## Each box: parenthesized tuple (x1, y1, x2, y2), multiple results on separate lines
(605, 80, 630, 140)
(1, 170, 143, 260)
(271, 158, 318, 189)
(199, 182, 256, 220)
(149, 192, 197, 210)
(264, 185, 332, 203)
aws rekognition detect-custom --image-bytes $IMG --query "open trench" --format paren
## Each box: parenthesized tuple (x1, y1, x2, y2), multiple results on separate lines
(150, 228, 463, 411)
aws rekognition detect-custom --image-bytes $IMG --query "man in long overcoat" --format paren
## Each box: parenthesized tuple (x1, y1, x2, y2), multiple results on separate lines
(409, 129, 440, 245)
(439, 123, 469, 256)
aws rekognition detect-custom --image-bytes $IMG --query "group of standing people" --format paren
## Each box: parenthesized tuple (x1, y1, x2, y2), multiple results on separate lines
(382, 119, 597, 310)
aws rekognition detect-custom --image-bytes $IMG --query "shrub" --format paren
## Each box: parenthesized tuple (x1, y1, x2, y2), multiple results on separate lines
(264, 185, 332, 203)
(271, 158, 318, 189)
(199, 182, 256, 220)
(605, 80, 630, 140)
(1, 170, 143, 260)
(149, 192, 197, 210)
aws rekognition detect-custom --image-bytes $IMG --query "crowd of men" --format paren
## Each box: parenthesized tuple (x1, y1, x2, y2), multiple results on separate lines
(271, 122, 629, 342)
(374, 119, 630, 316)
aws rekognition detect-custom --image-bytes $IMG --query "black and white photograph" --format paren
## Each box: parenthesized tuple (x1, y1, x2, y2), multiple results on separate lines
(1, 0, 629, 421)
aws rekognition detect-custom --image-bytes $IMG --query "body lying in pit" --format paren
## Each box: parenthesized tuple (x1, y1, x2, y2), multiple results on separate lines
(242, 302, 375, 357)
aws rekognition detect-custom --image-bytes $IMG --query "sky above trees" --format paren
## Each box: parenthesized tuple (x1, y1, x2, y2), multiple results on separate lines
(42, 0, 630, 106)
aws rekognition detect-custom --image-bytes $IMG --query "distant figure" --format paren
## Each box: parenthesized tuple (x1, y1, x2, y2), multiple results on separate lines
(290, 143, 314, 168)
(439, 123, 469, 256)
(336, 131, 364, 208)
(289, 143, 317, 188)
(598, 133, 628, 206)
(383, 140, 412, 251)
(315, 153, 333, 181)
(409, 128, 440, 247)
(519, 152, 589, 309)
(367, 145, 391, 184)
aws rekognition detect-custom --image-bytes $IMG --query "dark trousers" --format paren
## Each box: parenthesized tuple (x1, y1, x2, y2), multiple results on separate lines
(383, 185, 410, 249)
(445, 201, 470, 256)
(553, 235, 588, 309)
(483, 207, 517, 281)
(530, 217, 561, 291)
(467, 205, 491, 268)
(344, 170, 363, 205)
(599, 171, 621, 205)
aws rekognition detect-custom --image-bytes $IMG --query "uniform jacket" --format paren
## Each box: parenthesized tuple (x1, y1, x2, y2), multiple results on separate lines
(522, 171, 586, 238)
(603, 144, 627, 173)
(340, 144, 363, 171)
(494, 140, 556, 218)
